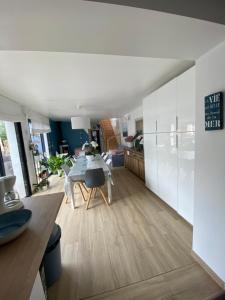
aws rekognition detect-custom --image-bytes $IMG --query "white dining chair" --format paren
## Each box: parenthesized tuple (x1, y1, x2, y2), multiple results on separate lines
(61, 164, 86, 204)
(106, 158, 112, 167)
(61, 164, 70, 176)
(103, 153, 109, 161)
(105, 158, 114, 186)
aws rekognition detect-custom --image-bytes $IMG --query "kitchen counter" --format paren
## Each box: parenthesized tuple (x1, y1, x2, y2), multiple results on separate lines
(0, 192, 64, 300)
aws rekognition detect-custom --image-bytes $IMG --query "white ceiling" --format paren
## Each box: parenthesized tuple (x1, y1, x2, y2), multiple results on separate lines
(0, 51, 192, 119)
(0, 1, 225, 119)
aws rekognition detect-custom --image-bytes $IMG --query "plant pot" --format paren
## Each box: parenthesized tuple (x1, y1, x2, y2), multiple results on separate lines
(126, 141, 133, 148)
(57, 170, 63, 177)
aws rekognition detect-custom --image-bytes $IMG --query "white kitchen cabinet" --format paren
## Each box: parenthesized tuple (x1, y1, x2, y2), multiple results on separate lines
(177, 132, 195, 225)
(157, 133, 178, 210)
(143, 90, 158, 134)
(177, 66, 195, 132)
(157, 78, 177, 133)
(144, 133, 158, 195)
(143, 67, 195, 218)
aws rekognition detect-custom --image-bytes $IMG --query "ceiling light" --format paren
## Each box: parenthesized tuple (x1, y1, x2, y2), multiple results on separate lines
(71, 116, 90, 132)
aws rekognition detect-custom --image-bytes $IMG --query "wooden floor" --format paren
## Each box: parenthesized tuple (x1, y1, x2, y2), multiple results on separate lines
(37, 168, 222, 300)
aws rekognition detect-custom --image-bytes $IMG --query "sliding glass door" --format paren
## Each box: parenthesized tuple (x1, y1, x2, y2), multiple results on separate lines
(0, 146, 5, 177)
(28, 120, 50, 184)
(0, 121, 14, 176)
(14, 122, 32, 196)
(0, 120, 31, 197)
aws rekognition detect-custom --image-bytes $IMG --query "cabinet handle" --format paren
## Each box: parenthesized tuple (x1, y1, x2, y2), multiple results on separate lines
(176, 116, 178, 131)
(156, 135, 157, 145)
(156, 120, 157, 132)
(176, 134, 178, 148)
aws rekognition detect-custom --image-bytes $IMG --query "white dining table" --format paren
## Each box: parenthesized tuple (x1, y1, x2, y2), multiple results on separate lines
(67, 154, 112, 209)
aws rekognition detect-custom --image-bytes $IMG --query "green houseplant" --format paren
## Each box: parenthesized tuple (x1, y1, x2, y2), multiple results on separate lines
(33, 178, 50, 193)
(44, 154, 73, 176)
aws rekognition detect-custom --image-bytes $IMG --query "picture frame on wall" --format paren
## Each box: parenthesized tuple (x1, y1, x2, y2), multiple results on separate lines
(122, 119, 128, 137)
(205, 92, 223, 131)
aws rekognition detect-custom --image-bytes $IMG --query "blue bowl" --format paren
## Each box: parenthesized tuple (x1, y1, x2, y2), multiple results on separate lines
(0, 209, 32, 245)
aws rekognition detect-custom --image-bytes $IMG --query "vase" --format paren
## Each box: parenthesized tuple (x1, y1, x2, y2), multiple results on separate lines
(42, 185, 48, 191)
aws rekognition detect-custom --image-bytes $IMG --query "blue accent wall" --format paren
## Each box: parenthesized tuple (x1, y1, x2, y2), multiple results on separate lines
(49, 120, 61, 155)
(60, 121, 88, 154)
(49, 120, 89, 155)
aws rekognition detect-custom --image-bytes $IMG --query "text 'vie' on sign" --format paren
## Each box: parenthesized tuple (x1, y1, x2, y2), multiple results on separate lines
(205, 92, 223, 131)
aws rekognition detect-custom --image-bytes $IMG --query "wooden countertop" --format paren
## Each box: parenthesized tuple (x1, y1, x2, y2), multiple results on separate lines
(124, 148, 144, 158)
(0, 192, 64, 300)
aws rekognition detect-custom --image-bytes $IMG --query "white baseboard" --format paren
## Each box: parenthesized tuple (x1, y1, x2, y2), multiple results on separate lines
(191, 250, 225, 290)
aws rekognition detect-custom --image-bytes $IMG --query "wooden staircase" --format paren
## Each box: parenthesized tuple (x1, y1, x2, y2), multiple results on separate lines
(100, 119, 119, 151)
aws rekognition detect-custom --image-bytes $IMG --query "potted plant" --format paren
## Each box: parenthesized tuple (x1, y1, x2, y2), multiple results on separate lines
(134, 135, 144, 152)
(33, 178, 50, 193)
(39, 169, 49, 180)
(43, 153, 73, 177)
(82, 141, 99, 161)
(41, 178, 50, 190)
(46, 155, 62, 176)
(125, 136, 134, 148)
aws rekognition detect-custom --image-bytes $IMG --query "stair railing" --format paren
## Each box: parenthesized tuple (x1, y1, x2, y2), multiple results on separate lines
(106, 134, 121, 151)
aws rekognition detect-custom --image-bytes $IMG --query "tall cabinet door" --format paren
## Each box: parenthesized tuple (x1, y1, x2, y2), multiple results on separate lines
(157, 133, 178, 210)
(157, 78, 177, 133)
(177, 132, 195, 225)
(143, 91, 158, 134)
(177, 66, 195, 132)
(144, 133, 158, 195)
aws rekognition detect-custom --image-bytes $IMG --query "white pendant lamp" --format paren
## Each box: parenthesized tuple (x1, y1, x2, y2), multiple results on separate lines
(71, 117, 90, 132)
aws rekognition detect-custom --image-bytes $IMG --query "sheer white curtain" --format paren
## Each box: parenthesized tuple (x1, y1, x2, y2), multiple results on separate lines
(25, 110, 51, 134)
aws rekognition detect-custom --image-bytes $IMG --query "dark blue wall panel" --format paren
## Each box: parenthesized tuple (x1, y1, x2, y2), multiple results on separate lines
(49, 120, 61, 155)
(60, 121, 89, 154)
(49, 120, 89, 155)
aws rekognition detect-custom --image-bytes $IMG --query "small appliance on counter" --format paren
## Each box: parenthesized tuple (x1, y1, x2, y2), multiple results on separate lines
(0, 176, 24, 215)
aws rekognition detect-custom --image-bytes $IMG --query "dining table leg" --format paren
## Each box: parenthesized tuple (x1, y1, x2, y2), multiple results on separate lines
(69, 180, 76, 209)
(107, 176, 112, 204)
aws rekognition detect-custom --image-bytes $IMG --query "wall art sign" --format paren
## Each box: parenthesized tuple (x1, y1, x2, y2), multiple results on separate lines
(205, 92, 223, 131)
(122, 119, 128, 137)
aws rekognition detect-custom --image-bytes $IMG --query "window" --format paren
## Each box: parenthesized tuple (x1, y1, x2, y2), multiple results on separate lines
(0, 121, 30, 197)
(28, 120, 50, 185)
(0, 121, 14, 176)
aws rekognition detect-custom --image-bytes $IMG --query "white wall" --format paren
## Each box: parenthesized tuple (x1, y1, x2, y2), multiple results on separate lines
(120, 105, 143, 144)
(0, 95, 24, 122)
(193, 40, 225, 282)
